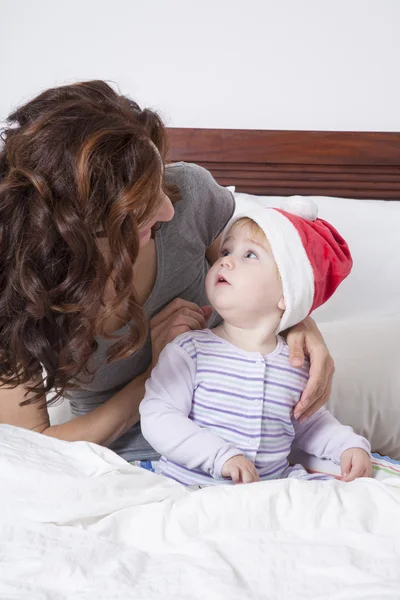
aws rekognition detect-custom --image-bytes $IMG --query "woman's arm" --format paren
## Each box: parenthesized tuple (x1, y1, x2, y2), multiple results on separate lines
(0, 369, 148, 447)
(0, 298, 212, 447)
(285, 317, 335, 421)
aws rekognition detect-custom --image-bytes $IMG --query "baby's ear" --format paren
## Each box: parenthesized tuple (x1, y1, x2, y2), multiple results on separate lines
(278, 296, 286, 310)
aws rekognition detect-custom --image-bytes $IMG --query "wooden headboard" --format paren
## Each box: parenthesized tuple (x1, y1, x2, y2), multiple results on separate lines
(166, 128, 400, 200)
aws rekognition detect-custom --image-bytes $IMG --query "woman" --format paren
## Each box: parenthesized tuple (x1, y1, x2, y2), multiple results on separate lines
(0, 80, 334, 462)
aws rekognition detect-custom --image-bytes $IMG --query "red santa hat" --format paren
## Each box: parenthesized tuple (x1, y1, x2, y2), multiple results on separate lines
(223, 197, 353, 333)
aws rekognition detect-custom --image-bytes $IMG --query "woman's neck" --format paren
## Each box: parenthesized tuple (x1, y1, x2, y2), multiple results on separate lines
(100, 238, 157, 335)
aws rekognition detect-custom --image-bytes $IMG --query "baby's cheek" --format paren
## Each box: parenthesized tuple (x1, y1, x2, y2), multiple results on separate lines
(205, 267, 215, 291)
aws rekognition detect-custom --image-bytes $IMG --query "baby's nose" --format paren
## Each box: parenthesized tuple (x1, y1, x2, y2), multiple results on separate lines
(220, 254, 235, 268)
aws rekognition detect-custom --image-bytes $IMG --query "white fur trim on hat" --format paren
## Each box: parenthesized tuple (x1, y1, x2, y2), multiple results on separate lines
(223, 208, 315, 333)
(281, 196, 318, 222)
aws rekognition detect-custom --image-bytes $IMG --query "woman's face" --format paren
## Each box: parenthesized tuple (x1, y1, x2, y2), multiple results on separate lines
(96, 190, 174, 262)
(138, 189, 174, 247)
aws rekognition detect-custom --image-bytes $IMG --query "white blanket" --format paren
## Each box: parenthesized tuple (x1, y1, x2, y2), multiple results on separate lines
(1, 425, 400, 599)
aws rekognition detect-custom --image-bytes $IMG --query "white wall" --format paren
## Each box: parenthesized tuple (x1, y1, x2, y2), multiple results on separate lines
(1, 0, 399, 131)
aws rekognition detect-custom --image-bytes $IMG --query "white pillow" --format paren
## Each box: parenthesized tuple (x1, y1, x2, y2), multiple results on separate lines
(234, 192, 400, 323)
(320, 317, 400, 460)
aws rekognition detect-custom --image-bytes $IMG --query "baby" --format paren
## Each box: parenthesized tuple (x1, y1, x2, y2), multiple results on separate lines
(140, 198, 372, 486)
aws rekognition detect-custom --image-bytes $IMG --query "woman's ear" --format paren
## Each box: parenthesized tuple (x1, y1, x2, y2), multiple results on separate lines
(278, 296, 286, 311)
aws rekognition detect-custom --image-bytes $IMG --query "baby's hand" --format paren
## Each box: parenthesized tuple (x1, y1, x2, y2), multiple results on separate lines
(340, 448, 373, 482)
(221, 455, 260, 484)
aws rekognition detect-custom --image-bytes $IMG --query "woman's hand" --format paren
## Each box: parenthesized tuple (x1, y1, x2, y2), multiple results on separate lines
(150, 298, 213, 367)
(286, 317, 335, 422)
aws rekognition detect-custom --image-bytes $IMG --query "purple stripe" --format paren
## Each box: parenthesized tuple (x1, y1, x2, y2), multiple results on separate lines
(160, 472, 187, 485)
(197, 384, 259, 401)
(166, 460, 213, 478)
(265, 397, 295, 409)
(258, 461, 288, 477)
(162, 467, 212, 485)
(258, 441, 293, 451)
(255, 448, 290, 456)
(193, 417, 292, 439)
(266, 415, 292, 425)
(192, 399, 260, 418)
(264, 380, 304, 394)
(197, 380, 302, 398)
(163, 462, 218, 485)
(266, 363, 309, 381)
(193, 417, 255, 437)
(197, 368, 264, 382)
(260, 431, 292, 438)
(196, 350, 258, 364)
(195, 392, 294, 411)
(179, 339, 195, 350)
(192, 400, 292, 426)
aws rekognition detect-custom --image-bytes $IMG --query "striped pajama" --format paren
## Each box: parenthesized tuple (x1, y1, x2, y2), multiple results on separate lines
(140, 330, 370, 486)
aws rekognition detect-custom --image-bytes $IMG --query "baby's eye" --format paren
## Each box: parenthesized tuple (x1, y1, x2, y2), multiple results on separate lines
(220, 248, 231, 257)
(244, 250, 258, 259)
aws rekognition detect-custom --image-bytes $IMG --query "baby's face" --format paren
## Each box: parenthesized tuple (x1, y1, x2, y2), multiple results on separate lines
(206, 222, 284, 323)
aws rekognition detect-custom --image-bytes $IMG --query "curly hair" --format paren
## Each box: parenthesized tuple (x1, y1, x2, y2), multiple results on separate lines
(0, 80, 174, 404)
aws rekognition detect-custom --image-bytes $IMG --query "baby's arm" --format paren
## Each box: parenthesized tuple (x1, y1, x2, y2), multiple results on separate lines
(293, 407, 371, 464)
(139, 342, 242, 479)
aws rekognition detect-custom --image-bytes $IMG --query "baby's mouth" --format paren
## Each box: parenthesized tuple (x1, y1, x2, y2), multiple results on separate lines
(216, 274, 230, 285)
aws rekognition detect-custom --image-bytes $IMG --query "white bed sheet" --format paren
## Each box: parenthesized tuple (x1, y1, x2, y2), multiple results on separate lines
(1, 424, 400, 599)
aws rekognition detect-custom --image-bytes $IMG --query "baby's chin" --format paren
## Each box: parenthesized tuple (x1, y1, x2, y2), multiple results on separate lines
(206, 289, 232, 310)
(209, 298, 283, 327)
(209, 302, 249, 322)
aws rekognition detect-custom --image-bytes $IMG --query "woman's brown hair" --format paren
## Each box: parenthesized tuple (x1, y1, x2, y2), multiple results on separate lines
(0, 80, 173, 404)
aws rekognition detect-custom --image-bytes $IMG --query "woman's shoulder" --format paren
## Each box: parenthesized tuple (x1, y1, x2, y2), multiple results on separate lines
(165, 161, 215, 189)
(164, 162, 235, 249)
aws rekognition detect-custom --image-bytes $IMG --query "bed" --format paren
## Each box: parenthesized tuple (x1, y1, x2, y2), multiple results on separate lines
(2, 128, 400, 599)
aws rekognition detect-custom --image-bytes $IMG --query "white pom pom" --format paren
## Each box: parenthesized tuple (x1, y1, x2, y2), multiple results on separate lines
(281, 196, 318, 222)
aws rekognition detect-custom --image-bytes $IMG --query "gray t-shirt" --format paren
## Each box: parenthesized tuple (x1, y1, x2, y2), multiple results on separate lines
(65, 162, 235, 461)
